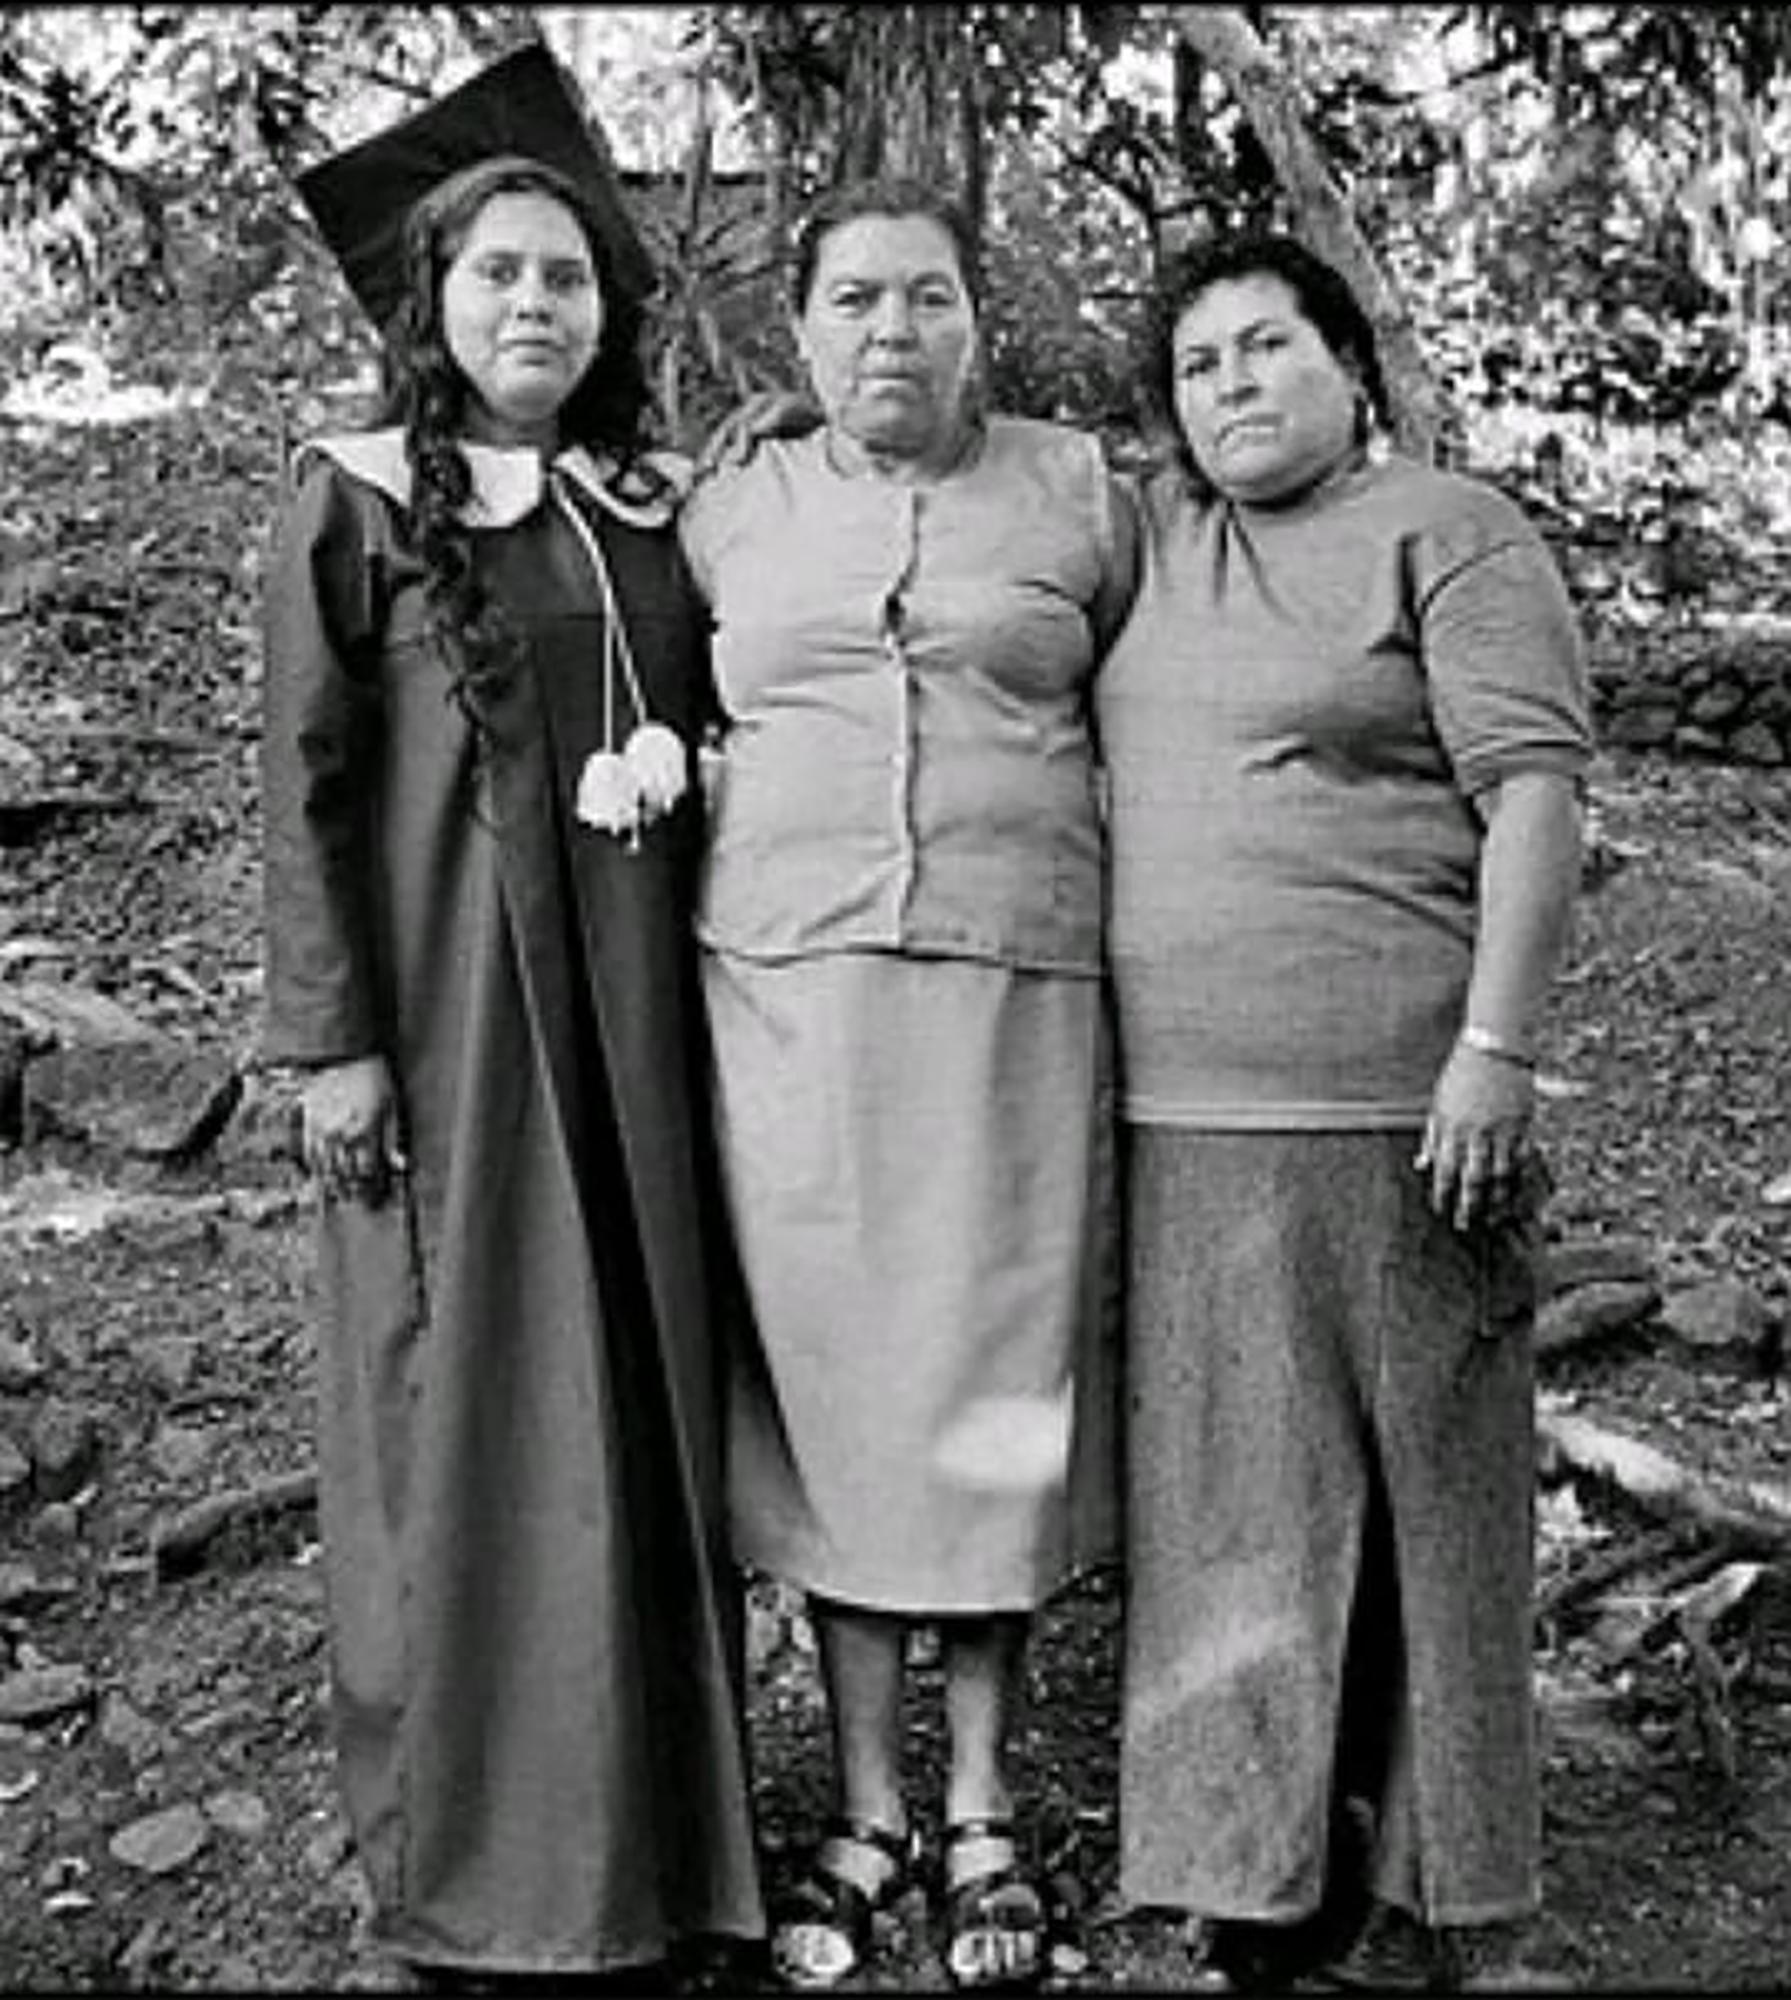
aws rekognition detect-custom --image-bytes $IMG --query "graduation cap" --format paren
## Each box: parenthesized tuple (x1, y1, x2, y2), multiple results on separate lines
(294, 41, 655, 332)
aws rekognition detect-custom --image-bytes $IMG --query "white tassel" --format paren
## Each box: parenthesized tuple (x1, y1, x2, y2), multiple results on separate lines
(575, 749, 641, 838)
(624, 722, 688, 817)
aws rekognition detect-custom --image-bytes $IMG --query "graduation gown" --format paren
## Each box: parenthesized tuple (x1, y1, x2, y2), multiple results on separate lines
(260, 432, 764, 1973)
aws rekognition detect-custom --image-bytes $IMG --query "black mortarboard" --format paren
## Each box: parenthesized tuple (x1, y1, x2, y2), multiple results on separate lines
(294, 41, 654, 331)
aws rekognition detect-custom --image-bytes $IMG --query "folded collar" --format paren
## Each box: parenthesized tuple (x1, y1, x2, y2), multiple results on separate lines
(296, 428, 686, 529)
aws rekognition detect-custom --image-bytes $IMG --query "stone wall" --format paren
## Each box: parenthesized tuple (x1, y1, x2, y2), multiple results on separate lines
(1589, 627, 1791, 766)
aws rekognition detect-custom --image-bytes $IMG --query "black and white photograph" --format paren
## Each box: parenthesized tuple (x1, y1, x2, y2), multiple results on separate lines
(1, 5, 1789, 1991)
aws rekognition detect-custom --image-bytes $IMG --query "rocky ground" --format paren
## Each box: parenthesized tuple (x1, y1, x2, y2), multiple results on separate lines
(4, 385, 1791, 1991)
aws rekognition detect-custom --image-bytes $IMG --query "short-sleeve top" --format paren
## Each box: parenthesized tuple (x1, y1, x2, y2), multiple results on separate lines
(678, 415, 1131, 976)
(1095, 450, 1593, 1129)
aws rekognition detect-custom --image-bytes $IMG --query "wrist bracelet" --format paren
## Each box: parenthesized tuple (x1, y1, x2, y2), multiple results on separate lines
(1460, 1023, 1535, 1070)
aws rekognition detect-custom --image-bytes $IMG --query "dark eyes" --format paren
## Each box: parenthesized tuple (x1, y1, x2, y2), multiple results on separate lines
(827, 283, 962, 312)
(470, 254, 592, 292)
(1176, 328, 1291, 376)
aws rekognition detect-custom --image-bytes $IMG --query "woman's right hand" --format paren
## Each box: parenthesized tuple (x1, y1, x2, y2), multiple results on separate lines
(300, 1054, 406, 1206)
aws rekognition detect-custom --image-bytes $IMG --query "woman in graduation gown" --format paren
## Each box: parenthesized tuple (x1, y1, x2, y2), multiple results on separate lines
(259, 46, 764, 1986)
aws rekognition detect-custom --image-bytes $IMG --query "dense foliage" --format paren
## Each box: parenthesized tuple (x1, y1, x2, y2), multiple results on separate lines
(6, 5, 1791, 579)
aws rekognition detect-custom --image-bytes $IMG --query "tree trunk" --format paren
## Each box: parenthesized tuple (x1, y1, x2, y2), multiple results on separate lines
(838, 6, 963, 190)
(957, 42, 987, 272)
(1169, 4, 1456, 465)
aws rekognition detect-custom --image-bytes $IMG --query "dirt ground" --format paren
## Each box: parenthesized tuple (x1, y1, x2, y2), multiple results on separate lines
(0, 753, 1785, 1993)
(4, 390, 1791, 1990)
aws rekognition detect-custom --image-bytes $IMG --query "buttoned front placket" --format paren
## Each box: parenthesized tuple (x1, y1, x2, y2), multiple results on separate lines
(880, 487, 924, 937)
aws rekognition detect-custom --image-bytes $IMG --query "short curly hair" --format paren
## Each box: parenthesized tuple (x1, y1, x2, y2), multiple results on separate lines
(1145, 231, 1391, 491)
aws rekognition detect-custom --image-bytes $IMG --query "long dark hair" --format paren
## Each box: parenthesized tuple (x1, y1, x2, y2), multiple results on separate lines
(378, 154, 655, 753)
(1145, 231, 1391, 495)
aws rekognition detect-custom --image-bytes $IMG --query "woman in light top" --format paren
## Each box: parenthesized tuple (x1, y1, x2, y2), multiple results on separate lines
(680, 176, 1137, 1991)
(1097, 231, 1590, 1992)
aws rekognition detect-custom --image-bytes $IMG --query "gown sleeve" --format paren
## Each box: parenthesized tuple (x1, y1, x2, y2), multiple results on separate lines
(259, 458, 390, 1066)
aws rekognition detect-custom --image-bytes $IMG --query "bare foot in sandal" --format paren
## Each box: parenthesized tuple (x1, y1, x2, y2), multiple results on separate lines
(773, 1816, 915, 1990)
(941, 1818, 1047, 1991)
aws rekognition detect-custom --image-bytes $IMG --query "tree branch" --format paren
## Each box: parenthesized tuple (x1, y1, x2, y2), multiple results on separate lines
(1539, 1409, 1791, 1557)
(1169, 4, 1456, 464)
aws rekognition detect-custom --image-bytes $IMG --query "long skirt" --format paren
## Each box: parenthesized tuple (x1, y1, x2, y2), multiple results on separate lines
(1118, 1126, 1540, 1928)
(703, 948, 1117, 1613)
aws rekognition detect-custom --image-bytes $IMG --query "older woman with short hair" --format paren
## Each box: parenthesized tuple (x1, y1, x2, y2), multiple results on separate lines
(681, 176, 1136, 1990)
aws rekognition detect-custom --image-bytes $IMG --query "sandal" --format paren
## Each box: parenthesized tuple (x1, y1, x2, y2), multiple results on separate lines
(940, 1817, 1048, 1992)
(771, 1815, 916, 1991)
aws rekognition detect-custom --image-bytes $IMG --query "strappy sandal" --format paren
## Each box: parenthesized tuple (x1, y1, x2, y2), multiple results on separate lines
(771, 1815, 916, 1991)
(940, 1817, 1048, 1992)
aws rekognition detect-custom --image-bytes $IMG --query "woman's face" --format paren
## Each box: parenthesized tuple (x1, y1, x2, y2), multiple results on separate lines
(441, 189, 603, 444)
(1170, 271, 1361, 503)
(796, 212, 978, 457)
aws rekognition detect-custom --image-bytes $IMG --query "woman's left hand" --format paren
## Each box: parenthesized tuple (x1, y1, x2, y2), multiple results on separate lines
(1415, 1040, 1535, 1233)
(693, 389, 824, 478)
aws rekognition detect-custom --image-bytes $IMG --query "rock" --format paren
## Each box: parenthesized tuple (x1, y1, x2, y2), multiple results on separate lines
(114, 1918, 170, 1982)
(133, 1334, 199, 1398)
(1688, 678, 1751, 727)
(1541, 1234, 1659, 1297)
(0, 1663, 94, 1724)
(1732, 721, 1788, 767)
(1658, 1277, 1782, 1374)
(0, 1750, 41, 1805)
(179, 1698, 258, 1740)
(1536, 1671, 1648, 1767)
(38, 1314, 88, 1372)
(302, 1812, 353, 1877)
(108, 1801, 209, 1875)
(1603, 701, 1678, 750)
(0, 1432, 31, 1505)
(212, 1069, 303, 1169)
(33, 1502, 82, 1544)
(0, 1561, 74, 1614)
(23, 1040, 241, 1160)
(26, 1399, 100, 1501)
(1688, 856, 1778, 910)
(203, 1787, 270, 1839)
(148, 1422, 217, 1483)
(1579, 827, 1647, 892)
(39, 1851, 89, 1893)
(1670, 724, 1729, 760)
(208, 1955, 266, 1990)
(0, 979, 154, 1050)
(98, 1694, 165, 1766)
(1753, 679, 1791, 726)
(1534, 1280, 1660, 1359)
(223, 1185, 305, 1227)
(0, 1559, 41, 1610)
(0, 1328, 47, 1391)
(1764, 1168, 1791, 1208)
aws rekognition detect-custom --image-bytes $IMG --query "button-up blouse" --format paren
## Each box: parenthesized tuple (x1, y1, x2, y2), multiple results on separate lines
(678, 416, 1133, 976)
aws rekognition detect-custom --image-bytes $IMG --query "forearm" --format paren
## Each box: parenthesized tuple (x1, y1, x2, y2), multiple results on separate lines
(1462, 770, 1583, 1055)
(260, 468, 387, 1064)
